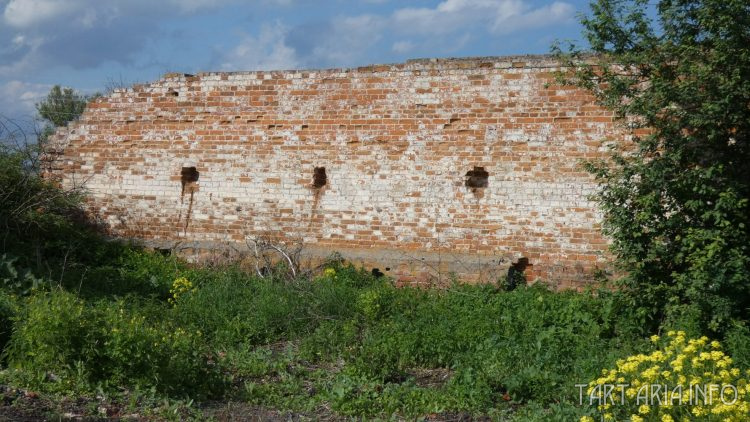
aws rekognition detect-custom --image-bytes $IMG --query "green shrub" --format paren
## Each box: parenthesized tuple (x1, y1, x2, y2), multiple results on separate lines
(6, 290, 89, 371)
(0, 253, 46, 296)
(174, 264, 382, 350)
(91, 299, 221, 397)
(173, 275, 305, 347)
(298, 319, 360, 361)
(356, 285, 397, 321)
(307, 268, 372, 320)
(560, 0, 750, 334)
(326, 283, 641, 414)
(5, 291, 222, 397)
(0, 147, 82, 263)
(725, 322, 750, 370)
(0, 290, 18, 358)
(327, 373, 446, 417)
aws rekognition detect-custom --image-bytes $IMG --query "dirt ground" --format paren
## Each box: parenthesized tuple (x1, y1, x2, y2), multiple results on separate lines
(0, 384, 484, 421)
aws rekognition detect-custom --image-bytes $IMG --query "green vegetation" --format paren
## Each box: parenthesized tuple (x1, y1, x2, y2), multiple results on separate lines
(36, 85, 89, 128)
(35, 85, 92, 144)
(556, 0, 750, 333)
(0, 250, 650, 419)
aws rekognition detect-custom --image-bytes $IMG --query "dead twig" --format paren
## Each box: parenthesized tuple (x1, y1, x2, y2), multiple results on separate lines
(245, 234, 305, 282)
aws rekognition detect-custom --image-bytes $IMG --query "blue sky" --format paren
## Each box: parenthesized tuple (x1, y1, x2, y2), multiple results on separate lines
(0, 0, 593, 122)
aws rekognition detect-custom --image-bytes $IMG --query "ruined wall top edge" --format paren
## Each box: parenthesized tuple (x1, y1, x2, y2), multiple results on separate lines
(115, 54, 588, 93)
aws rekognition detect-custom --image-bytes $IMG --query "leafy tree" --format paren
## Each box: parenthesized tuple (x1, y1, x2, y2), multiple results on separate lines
(36, 85, 88, 128)
(35, 85, 91, 145)
(557, 0, 750, 332)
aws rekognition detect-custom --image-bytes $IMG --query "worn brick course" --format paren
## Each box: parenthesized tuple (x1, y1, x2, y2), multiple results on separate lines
(44, 55, 630, 287)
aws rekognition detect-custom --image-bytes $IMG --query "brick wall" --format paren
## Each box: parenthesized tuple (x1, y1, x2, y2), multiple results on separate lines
(44, 55, 629, 287)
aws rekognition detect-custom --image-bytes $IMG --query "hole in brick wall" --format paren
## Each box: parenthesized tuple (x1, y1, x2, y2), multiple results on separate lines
(180, 166, 200, 199)
(465, 166, 489, 188)
(371, 268, 384, 278)
(179, 167, 200, 232)
(505, 257, 530, 291)
(181, 167, 199, 184)
(155, 248, 171, 256)
(312, 167, 327, 188)
(167, 89, 179, 97)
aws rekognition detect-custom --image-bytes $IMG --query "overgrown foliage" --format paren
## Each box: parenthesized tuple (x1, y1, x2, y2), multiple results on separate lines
(35, 85, 89, 129)
(0, 146, 85, 279)
(556, 0, 750, 332)
(0, 261, 650, 419)
(34, 85, 91, 145)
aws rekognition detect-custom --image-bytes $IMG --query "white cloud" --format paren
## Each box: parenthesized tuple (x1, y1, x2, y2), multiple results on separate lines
(491, 1, 574, 33)
(309, 14, 386, 65)
(2, 0, 123, 28)
(2, 0, 244, 28)
(268, 0, 573, 69)
(0, 80, 50, 118)
(219, 14, 389, 70)
(392, 40, 415, 54)
(172, 0, 227, 12)
(3, 0, 69, 27)
(0, 0, 299, 117)
(0, 33, 43, 78)
(392, 0, 573, 36)
(165, 0, 249, 13)
(221, 23, 299, 71)
(0, 0, 252, 79)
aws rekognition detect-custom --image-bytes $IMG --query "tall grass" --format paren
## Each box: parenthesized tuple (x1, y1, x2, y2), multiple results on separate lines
(0, 250, 656, 418)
